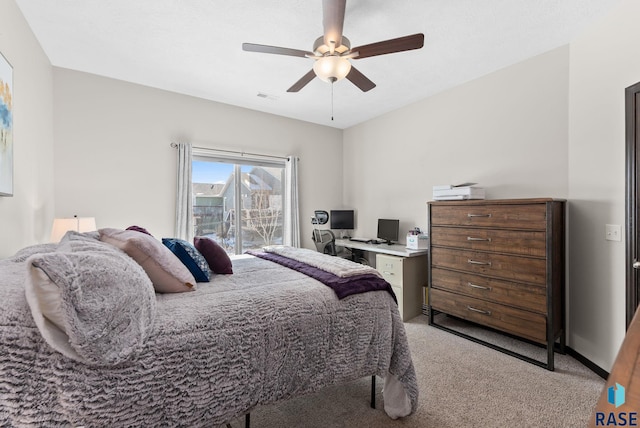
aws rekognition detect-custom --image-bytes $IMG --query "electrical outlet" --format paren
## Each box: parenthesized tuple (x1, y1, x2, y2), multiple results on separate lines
(605, 224, 621, 242)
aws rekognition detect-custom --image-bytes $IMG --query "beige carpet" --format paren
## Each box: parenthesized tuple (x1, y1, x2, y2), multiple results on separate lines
(224, 315, 605, 428)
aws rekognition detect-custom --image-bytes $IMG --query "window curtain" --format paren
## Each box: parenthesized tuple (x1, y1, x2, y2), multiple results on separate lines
(175, 142, 193, 241)
(284, 155, 300, 247)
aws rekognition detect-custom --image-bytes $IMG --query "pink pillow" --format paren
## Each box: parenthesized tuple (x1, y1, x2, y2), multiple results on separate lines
(193, 237, 233, 274)
(99, 228, 196, 293)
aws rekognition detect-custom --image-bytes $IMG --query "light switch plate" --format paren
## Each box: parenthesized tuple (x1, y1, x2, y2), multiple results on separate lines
(605, 224, 622, 241)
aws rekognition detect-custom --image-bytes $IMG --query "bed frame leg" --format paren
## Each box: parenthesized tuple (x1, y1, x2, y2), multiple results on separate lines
(234, 378, 374, 427)
(371, 375, 376, 409)
(225, 412, 250, 428)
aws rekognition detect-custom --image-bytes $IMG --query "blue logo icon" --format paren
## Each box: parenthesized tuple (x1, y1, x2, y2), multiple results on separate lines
(608, 383, 626, 408)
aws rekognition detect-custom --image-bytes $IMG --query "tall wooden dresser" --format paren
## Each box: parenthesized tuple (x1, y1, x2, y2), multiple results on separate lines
(427, 198, 565, 370)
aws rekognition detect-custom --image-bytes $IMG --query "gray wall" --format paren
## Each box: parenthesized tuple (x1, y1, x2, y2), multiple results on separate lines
(0, 0, 54, 258)
(52, 68, 344, 248)
(567, 0, 639, 370)
(343, 46, 569, 235)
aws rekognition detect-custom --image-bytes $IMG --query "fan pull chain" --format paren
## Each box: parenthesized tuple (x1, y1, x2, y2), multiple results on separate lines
(331, 82, 334, 121)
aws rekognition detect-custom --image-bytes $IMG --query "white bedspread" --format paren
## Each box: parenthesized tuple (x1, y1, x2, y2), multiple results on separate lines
(263, 245, 382, 278)
(0, 245, 418, 427)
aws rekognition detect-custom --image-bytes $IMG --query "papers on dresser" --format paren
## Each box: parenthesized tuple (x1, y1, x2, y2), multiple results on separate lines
(432, 182, 477, 190)
(433, 185, 485, 200)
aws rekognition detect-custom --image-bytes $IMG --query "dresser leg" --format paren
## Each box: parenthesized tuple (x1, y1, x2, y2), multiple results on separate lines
(547, 343, 554, 371)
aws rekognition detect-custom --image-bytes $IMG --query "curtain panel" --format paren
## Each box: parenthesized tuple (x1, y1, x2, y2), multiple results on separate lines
(284, 155, 300, 247)
(175, 142, 193, 241)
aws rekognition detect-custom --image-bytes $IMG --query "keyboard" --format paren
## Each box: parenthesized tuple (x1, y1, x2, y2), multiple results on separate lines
(349, 237, 381, 244)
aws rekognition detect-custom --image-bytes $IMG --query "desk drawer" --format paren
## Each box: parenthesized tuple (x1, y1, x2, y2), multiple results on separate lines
(430, 267, 546, 313)
(430, 288, 547, 344)
(431, 227, 546, 257)
(431, 247, 546, 285)
(430, 204, 546, 230)
(376, 254, 403, 287)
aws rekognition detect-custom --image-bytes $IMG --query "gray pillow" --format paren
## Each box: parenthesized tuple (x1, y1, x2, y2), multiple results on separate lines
(24, 232, 157, 366)
(9, 243, 58, 263)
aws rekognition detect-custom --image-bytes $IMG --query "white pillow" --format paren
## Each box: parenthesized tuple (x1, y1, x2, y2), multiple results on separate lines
(99, 228, 196, 293)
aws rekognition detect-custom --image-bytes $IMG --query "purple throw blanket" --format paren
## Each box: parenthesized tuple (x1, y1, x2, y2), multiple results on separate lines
(247, 250, 397, 302)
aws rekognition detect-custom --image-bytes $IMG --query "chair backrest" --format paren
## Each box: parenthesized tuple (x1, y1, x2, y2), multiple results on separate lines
(311, 229, 337, 256)
(313, 210, 329, 225)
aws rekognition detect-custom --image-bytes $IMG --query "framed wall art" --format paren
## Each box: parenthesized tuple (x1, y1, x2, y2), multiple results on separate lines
(0, 51, 13, 196)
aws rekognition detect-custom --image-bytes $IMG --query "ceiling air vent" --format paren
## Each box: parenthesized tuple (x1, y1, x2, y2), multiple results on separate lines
(257, 92, 279, 101)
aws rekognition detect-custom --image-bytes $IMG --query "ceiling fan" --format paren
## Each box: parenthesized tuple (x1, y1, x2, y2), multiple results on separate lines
(242, 0, 424, 93)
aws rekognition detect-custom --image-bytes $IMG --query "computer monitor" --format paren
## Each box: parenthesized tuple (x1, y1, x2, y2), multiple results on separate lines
(330, 210, 355, 231)
(377, 219, 399, 245)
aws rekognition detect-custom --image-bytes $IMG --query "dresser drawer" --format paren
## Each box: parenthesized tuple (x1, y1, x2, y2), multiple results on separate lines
(430, 288, 547, 344)
(431, 227, 546, 257)
(431, 267, 546, 313)
(376, 254, 403, 287)
(430, 203, 547, 230)
(431, 247, 546, 285)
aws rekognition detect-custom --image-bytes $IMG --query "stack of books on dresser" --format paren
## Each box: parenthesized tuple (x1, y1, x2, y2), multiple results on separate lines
(433, 183, 485, 200)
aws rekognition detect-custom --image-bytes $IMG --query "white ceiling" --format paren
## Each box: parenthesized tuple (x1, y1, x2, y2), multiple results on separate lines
(16, 0, 621, 129)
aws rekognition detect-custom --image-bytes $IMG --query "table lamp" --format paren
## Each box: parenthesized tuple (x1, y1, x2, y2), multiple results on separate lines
(50, 216, 97, 242)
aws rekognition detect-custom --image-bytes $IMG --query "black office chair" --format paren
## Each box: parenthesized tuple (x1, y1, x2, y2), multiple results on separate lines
(312, 229, 339, 256)
(311, 210, 350, 258)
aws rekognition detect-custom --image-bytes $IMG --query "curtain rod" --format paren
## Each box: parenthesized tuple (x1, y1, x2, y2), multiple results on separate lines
(170, 142, 288, 161)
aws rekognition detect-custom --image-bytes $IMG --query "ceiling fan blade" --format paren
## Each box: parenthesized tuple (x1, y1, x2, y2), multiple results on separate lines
(322, 0, 346, 50)
(351, 33, 424, 59)
(242, 43, 312, 58)
(287, 70, 317, 92)
(346, 66, 376, 92)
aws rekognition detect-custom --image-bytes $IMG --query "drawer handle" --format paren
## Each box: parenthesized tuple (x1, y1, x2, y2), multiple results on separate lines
(382, 271, 394, 275)
(467, 306, 492, 315)
(467, 213, 492, 218)
(467, 237, 492, 242)
(467, 259, 491, 266)
(468, 282, 492, 291)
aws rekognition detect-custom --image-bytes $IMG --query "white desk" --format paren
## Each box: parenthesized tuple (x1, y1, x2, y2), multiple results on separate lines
(335, 238, 428, 321)
(334, 239, 428, 258)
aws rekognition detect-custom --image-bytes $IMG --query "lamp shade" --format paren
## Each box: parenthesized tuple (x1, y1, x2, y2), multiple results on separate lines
(50, 217, 97, 242)
(313, 56, 351, 83)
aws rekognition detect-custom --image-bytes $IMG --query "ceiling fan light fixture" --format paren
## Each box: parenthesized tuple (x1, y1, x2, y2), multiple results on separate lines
(313, 56, 351, 83)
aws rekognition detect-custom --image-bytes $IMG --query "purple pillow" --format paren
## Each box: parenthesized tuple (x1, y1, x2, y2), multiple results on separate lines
(193, 237, 233, 274)
(126, 225, 153, 236)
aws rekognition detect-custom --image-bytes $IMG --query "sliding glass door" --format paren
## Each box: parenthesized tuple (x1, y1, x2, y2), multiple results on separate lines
(192, 156, 285, 255)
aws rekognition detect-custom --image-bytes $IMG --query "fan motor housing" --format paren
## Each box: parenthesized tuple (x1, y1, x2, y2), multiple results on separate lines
(313, 36, 351, 56)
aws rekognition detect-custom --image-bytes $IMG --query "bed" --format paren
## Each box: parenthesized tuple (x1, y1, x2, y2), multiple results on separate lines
(0, 230, 418, 427)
